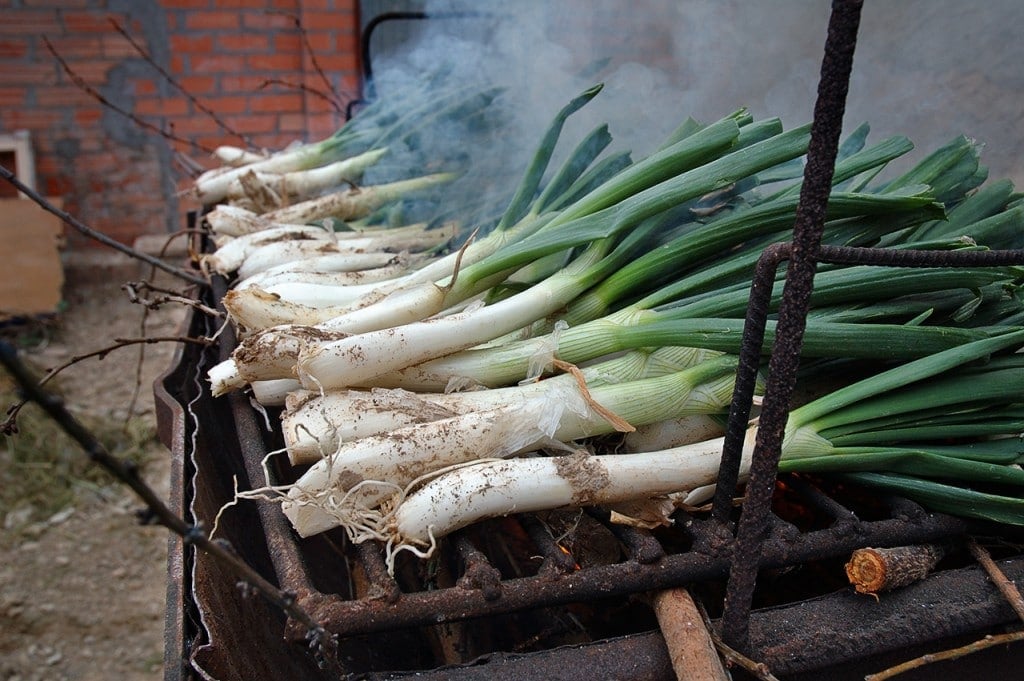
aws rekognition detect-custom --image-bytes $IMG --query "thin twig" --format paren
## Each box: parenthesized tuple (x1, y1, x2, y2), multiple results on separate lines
(865, 630, 1024, 681)
(0, 340, 341, 668)
(270, 10, 349, 111)
(711, 634, 782, 681)
(0, 164, 208, 286)
(968, 538, 1024, 623)
(43, 37, 215, 155)
(2, 335, 210, 435)
(260, 78, 343, 113)
(123, 281, 222, 318)
(107, 17, 253, 149)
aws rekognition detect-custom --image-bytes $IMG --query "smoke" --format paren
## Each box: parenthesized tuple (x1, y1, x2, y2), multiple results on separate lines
(366, 0, 1023, 202)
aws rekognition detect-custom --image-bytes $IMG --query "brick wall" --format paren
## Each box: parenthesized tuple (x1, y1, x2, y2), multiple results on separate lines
(0, 0, 361, 250)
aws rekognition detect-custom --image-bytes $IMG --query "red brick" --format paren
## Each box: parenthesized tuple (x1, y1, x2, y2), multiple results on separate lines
(218, 34, 270, 52)
(250, 92, 303, 113)
(218, 74, 268, 93)
(61, 12, 116, 33)
(242, 11, 297, 30)
(0, 88, 28, 107)
(184, 11, 241, 31)
(0, 39, 29, 58)
(246, 53, 301, 73)
(161, 0, 213, 8)
(132, 79, 159, 96)
(0, 63, 57, 86)
(55, 61, 118, 83)
(301, 11, 357, 33)
(1, 109, 64, 129)
(190, 54, 246, 74)
(22, 0, 92, 7)
(34, 86, 96, 107)
(200, 95, 250, 114)
(226, 113, 277, 134)
(45, 36, 104, 58)
(0, 11, 61, 34)
(177, 75, 216, 95)
(100, 34, 143, 58)
(277, 112, 307, 132)
(215, 0, 284, 8)
(44, 175, 75, 196)
(271, 33, 303, 54)
(304, 53, 357, 73)
(169, 116, 223, 136)
(170, 34, 214, 53)
(74, 108, 102, 125)
(135, 98, 190, 116)
(305, 32, 337, 53)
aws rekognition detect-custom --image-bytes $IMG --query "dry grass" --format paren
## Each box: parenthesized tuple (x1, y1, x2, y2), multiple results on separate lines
(0, 359, 156, 532)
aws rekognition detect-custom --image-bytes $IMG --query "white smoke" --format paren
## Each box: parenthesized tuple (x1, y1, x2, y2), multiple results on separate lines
(367, 0, 1023, 189)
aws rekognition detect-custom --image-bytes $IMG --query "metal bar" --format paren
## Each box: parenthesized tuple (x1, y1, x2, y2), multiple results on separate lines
(720, 0, 864, 652)
(356, 553, 1024, 680)
(295, 513, 967, 639)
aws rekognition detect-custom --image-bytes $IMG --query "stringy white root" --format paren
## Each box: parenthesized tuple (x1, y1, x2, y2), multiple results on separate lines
(281, 395, 577, 536)
(384, 428, 759, 564)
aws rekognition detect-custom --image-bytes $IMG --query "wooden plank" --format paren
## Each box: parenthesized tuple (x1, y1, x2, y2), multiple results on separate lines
(0, 197, 64, 319)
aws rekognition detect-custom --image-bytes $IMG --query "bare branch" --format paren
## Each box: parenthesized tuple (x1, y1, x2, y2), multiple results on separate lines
(865, 630, 1024, 681)
(0, 164, 208, 287)
(0, 340, 341, 667)
(260, 78, 343, 113)
(2, 335, 210, 435)
(969, 539, 1024, 623)
(107, 17, 254, 149)
(44, 37, 215, 155)
(271, 10, 347, 110)
(123, 280, 222, 318)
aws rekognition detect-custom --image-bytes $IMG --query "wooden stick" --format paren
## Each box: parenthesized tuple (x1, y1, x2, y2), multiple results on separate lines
(865, 630, 1024, 681)
(652, 588, 730, 681)
(968, 538, 1024, 623)
(845, 544, 945, 595)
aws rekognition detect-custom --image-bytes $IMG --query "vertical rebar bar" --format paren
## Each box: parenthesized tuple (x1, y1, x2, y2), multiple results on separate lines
(719, 0, 864, 653)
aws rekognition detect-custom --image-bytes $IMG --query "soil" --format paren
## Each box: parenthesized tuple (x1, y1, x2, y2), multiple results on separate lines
(0, 256, 190, 681)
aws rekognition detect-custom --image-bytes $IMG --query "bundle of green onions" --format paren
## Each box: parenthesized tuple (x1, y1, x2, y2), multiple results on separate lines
(198, 85, 1024, 567)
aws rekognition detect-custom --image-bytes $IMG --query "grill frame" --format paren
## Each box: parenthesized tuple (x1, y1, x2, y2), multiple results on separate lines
(158, 2, 1024, 677)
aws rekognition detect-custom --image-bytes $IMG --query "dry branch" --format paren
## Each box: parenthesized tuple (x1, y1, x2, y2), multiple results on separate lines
(0, 340, 341, 669)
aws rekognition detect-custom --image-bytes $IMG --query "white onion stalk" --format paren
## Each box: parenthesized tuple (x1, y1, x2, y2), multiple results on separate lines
(387, 430, 756, 551)
(193, 142, 377, 205)
(213, 145, 268, 167)
(233, 224, 454, 282)
(281, 357, 740, 537)
(200, 224, 335, 275)
(238, 261, 414, 291)
(222, 284, 393, 332)
(260, 172, 458, 225)
(205, 205, 348, 237)
(296, 241, 612, 389)
(209, 326, 349, 397)
(250, 378, 302, 407)
(236, 250, 414, 286)
(204, 205, 275, 237)
(282, 396, 571, 537)
(282, 346, 721, 461)
(223, 148, 388, 205)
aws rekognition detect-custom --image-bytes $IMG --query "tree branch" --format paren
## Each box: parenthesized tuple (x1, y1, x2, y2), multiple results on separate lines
(0, 340, 340, 667)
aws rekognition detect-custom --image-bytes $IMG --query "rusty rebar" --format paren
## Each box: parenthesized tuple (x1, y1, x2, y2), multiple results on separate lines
(719, 0, 865, 653)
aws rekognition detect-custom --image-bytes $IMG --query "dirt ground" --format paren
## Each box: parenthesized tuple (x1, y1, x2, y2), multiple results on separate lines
(0, 256, 190, 681)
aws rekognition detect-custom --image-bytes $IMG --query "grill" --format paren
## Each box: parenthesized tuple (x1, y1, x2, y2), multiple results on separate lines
(156, 3, 1024, 679)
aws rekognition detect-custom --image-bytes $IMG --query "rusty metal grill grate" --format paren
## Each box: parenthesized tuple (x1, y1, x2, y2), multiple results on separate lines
(157, 2, 1024, 678)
